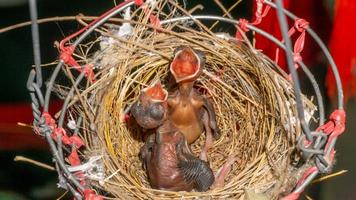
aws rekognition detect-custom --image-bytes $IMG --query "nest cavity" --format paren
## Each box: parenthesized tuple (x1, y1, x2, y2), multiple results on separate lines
(56, 1, 316, 199)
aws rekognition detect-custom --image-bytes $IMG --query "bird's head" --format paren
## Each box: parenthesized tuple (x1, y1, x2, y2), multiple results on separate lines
(141, 80, 168, 103)
(170, 46, 204, 83)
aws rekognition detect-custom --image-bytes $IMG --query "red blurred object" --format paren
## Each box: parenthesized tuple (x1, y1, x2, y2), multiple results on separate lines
(84, 189, 103, 200)
(254, 0, 331, 71)
(326, 0, 356, 101)
(0, 101, 62, 150)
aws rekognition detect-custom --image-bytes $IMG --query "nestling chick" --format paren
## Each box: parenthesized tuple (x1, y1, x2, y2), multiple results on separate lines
(139, 121, 213, 191)
(131, 81, 168, 129)
(168, 46, 220, 161)
(139, 121, 236, 192)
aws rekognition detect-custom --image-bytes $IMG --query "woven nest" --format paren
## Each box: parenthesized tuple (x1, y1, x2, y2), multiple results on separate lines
(55, 1, 316, 199)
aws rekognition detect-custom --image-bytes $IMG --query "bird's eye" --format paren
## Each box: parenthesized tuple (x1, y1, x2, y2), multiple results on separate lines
(150, 105, 164, 120)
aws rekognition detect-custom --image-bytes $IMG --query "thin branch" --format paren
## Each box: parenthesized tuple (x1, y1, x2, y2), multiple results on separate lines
(210, 0, 242, 30)
(14, 155, 55, 171)
(0, 15, 123, 34)
(311, 170, 348, 184)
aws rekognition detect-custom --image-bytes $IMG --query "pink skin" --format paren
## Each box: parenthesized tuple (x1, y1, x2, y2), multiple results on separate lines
(199, 111, 214, 162)
(212, 156, 237, 188)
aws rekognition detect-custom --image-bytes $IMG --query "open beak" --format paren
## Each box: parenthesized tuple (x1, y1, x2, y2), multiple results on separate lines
(170, 47, 202, 83)
(142, 80, 168, 102)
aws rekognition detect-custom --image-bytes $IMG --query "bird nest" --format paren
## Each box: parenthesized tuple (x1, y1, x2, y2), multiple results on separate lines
(53, 1, 316, 199)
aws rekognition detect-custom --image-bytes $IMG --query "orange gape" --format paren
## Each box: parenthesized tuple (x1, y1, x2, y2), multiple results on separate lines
(176, 48, 199, 64)
(171, 49, 199, 78)
(172, 61, 197, 77)
(145, 83, 167, 101)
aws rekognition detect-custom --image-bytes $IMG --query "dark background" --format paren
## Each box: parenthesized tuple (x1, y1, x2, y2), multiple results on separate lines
(0, 0, 353, 199)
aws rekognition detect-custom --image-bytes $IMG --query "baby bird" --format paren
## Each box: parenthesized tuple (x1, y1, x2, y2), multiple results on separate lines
(168, 46, 220, 161)
(139, 121, 236, 192)
(131, 81, 168, 129)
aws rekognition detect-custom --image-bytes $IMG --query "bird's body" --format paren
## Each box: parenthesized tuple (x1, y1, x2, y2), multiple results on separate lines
(168, 85, 205, 144)
(168, 46, 220, 160)
(140, 121, 215, 192)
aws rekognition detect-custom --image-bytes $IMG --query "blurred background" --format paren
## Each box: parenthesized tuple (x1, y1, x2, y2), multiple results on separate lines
(0, 0, 354, 199)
